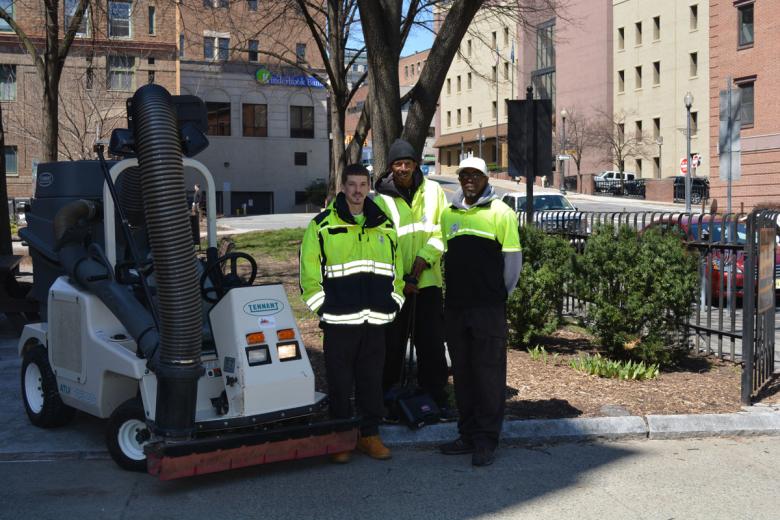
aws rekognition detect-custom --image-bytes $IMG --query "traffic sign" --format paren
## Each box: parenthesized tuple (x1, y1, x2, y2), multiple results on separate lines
(692, 153, 702, 168)
(680, 157, 688, 174)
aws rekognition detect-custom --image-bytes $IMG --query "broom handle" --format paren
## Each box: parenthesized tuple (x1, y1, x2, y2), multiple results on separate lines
(401, 293, 417, 388)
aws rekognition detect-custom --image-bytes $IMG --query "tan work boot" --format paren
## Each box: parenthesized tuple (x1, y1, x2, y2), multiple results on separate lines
(330, 450, 351, 464)
(356, 435, 392, 460)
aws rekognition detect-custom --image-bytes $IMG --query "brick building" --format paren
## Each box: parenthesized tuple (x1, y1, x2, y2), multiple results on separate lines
(178, 1, 328, 214)
(708, 0, 780, 211)
(0, 1, 178, 199)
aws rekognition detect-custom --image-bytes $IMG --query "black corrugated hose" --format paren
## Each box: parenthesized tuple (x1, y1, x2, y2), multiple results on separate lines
(131, 84, 203, 438)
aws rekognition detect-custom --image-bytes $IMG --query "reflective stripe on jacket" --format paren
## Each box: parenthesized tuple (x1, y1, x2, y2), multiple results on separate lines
(374, 178, 448, 289)
(300, 193, 404, 325)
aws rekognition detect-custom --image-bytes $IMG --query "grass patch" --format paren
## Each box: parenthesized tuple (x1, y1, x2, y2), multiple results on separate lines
(229, 228, 305, 261)
(569, 353, 659, 380)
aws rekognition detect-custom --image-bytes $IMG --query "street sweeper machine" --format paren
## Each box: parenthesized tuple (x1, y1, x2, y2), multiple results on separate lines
(15, 84, 357, 480)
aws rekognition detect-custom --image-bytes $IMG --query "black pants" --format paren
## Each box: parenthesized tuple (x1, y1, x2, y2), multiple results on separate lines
(382, 286, 449, 406)
(322, 323, 386, 436)
(445, 305, 507, 450)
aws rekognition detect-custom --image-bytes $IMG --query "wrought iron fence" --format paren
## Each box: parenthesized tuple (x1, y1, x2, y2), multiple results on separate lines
(517, 210, 778, 388)
(593, 179, 647, 198)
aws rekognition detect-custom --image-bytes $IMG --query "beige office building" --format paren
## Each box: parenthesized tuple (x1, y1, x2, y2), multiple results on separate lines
(613, 0, 709, 179)
(435, 10, 517, 174)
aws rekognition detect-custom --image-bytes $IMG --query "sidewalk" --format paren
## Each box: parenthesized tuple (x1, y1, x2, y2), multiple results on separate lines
(2, 315, 778, 461)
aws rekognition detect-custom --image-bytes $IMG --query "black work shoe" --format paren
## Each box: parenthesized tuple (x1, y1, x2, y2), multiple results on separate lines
(438, 406, 458, 423)
(439, 437, 475, 455)
(471, 447, 496, 467)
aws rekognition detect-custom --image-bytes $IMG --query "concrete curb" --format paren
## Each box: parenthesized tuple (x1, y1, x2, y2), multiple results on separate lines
(379, 411, 780, 449)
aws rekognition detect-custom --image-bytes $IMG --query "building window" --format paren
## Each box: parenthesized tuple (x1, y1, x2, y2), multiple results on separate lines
(491, 31, 496, 49)
(294, 152, 307, 166)
(85, 65, 94, 90)
(148, 6, 155, 35)
(0, 64, 16, 101)
(446, 78, 451, 94)
(467, 106, 472, 123)
(108, 1, 132, 38)
(617, 69, 624, 93)
(206, 102, 231, 136)
(290, 105, 314, 138)
(148, 70, 155, 84)
(218, 37, 229, 60)
(737, 80, 754, 126)
(636, 158, 642, 177)
(690, 111, 698, 136)
(64, 0, 89, 36)
(504, 26, 509, 46)
(653, 157, 660, 178)
(492, 65, 497, 82)
(617, 27, 624, 50)
(446, 151, 452, 167)
(4, 146, 17, 176)
(446, 111, 451, 127)
(617, 123, 625, 143)
(242, 104, 267, 137)
(248, 40, 259, 62)
(204, 37, 214, 59)
(296, 43, 306, 64)
(635, 21, 642, 45)
(106, 56, 134, 91)
(635, 65, 642, 89)
(690, 4, 698, 30)
(504, 62, 509, 80)
(467, 72, 472, 89)
(219, 0, 229, 7)
(467, 39, 472, 57)
(635, 120, 643, 141)
(0, 0, 13, 32)
(405, 66, 408, 78)
(456, 109, 461, 126)
(492, 101, 497, 120)
(738, 4, 754, 47)
(179, 33, 185, 58)
(689, 52, 698, 77)
(653, 117, 661, 139)
(653, 16, 660, 40)
(247, 0, 257, 11)
(653, 61, 660, 85)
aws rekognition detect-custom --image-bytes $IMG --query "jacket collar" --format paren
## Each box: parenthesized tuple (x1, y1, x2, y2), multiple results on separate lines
(450, 183, 497, 210)
(332, 192, 388, 228)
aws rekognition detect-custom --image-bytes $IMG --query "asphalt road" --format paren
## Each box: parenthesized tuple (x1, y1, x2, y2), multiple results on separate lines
(1, 437, 778, 519)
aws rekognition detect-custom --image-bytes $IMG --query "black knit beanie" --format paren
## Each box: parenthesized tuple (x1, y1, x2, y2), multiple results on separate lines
(387, 138, 418, 164)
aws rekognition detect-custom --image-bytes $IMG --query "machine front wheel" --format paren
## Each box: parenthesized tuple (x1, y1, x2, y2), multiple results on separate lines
(21, 344, 75, 428)
(107, 398, 151, 472)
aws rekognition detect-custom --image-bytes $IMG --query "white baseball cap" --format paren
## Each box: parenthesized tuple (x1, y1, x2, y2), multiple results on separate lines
(455, 156, 488, 176)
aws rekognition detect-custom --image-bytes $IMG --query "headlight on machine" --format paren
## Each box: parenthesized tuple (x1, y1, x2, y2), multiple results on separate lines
(276, 341, 301, 362)
(246, 345, 271, 366)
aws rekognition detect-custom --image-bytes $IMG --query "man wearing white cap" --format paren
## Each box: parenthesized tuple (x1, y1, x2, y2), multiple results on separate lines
(438, 156, 521, 467)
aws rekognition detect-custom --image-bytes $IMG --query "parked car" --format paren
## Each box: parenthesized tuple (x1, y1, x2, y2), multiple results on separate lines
(594, 171, 643, 195)
(502, 193, 589, 235)
(645, 215, 780, 301)
(595, 170, 636, 182)
(673, 176, 710, 204)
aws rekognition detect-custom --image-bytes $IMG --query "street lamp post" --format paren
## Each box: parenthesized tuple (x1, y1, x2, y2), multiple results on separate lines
(560, 108, 568, 194)
(684, 92, 694, 213)
(655, 136, 663, 179)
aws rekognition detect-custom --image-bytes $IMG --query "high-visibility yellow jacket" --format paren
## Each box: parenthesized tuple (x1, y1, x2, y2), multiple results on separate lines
(374, 176, 448, 289)
(300, 193, 405, 325)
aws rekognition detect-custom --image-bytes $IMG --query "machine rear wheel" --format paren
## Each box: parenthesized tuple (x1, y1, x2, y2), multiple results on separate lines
(21, 344, 75, 428)
(107, 398, 150, 472)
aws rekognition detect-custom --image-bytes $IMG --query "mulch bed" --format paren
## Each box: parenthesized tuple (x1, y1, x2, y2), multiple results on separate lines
(253, 250, 780, 418)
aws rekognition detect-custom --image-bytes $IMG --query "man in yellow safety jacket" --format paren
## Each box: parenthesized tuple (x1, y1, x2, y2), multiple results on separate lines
(437, 156, 521, 467)
(374, 138, 453, 419)
(300, 164, 405, 464)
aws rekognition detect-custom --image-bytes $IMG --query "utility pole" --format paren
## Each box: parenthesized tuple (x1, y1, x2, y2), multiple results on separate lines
(560, 108, 567, 194)
(495, 46, 500, 170)
(684, 92, 694, 213)
(479, 122, 483, 158)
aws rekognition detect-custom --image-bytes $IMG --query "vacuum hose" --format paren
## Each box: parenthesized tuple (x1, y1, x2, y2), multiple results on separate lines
(54, 200, 160, 363)
(131, 84, 203, 438)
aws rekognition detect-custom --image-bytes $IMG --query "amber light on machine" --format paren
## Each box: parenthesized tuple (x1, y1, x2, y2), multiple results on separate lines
(246, 332, 266, 345)
(276, 341, 301, 361)
(276, 328, 296, 341)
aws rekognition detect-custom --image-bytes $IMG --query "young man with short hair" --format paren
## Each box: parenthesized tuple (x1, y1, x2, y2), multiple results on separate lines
(438, 156, 521, 467)
(300, 164, 404, 464)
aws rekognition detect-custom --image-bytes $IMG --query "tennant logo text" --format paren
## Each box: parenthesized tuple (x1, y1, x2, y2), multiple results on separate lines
(244, 299, 283, 316)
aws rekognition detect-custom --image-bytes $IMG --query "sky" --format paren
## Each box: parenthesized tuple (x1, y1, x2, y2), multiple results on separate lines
(402, 25, 434, 56)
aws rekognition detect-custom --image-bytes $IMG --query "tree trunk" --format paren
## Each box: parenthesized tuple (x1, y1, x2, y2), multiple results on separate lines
(329, 96, 347, 195)
(42, 74, 60, 162)
(0, 103, 13, 255)
(357, 0, 402, 175)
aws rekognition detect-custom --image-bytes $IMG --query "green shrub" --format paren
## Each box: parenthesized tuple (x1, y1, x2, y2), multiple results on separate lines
(507, 225, 574, 346)
(569, 353, 659, 380)
(574, 224, 698, 366)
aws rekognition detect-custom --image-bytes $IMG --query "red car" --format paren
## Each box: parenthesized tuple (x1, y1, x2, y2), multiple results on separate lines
(645, 216, 780, 302)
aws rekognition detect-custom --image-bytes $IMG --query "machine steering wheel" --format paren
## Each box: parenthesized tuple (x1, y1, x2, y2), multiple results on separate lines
(200, 252, 258, 303)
